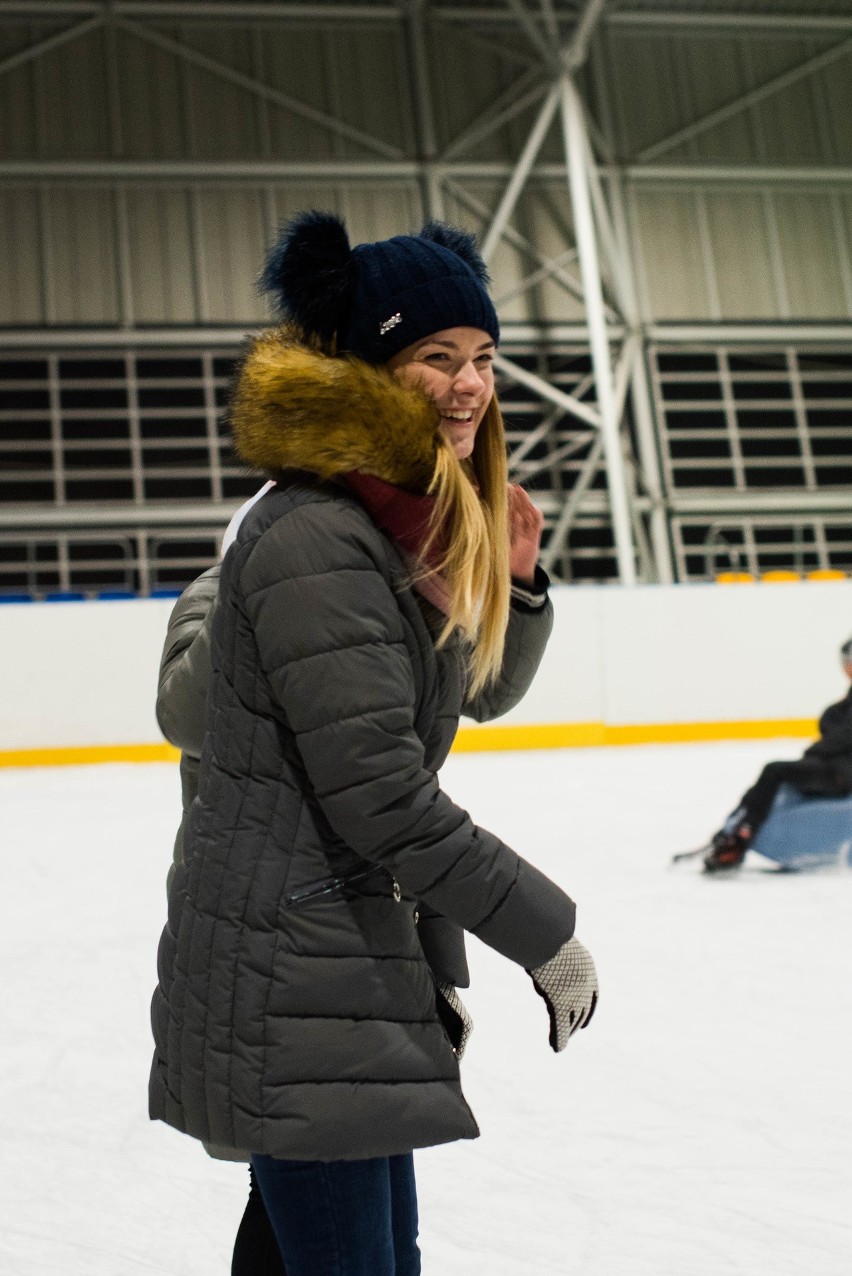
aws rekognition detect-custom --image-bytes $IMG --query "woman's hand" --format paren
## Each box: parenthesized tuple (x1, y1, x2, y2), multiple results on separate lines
(508, 483, 544, 585)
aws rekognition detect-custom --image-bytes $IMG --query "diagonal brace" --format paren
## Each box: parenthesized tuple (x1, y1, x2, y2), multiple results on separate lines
(505, 0, 560, 73)
(0, 12, 103, 79)
(114, 14, 404, 160)
(495, 352, 602, 429)
(637, 35, 852, 162)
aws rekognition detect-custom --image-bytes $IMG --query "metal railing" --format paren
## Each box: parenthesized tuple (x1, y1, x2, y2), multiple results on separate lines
(2, 339, 851, 593)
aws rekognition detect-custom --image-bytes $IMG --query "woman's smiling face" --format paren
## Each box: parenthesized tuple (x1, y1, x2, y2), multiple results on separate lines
(387, 326, 496, 460)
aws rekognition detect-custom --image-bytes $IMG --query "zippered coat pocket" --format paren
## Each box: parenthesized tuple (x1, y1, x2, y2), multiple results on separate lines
(283, 864, 389, 907)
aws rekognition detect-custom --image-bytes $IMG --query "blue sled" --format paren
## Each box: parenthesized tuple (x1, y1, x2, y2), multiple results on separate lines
(751, 784, 852, 871)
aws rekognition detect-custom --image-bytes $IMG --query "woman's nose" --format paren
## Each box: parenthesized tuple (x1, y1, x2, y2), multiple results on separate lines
(453, 362, 485, 395)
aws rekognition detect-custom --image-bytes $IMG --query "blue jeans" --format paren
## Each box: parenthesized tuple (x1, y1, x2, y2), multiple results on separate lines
(250, 1152, 420, 1276)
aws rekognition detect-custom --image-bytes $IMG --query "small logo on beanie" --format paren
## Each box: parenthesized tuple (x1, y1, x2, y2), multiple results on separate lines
(379, 312, 402, 336)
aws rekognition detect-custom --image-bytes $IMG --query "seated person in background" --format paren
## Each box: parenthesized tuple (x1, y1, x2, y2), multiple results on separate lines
(704, 636, 852, 872)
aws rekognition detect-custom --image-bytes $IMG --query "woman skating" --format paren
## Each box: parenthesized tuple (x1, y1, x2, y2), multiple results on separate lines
(149, 212, 598, 1274)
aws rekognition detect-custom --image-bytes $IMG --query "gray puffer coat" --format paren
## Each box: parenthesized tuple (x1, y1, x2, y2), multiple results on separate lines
(156, 564, 219, 896)
(149, 329, 577, 1161)
(157, 561, 477, 989)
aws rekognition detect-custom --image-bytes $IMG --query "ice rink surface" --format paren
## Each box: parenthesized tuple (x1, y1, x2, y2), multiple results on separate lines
(2, 740, 851, 1275)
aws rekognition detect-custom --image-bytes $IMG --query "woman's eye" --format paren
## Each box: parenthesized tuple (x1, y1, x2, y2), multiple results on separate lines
(423, 352, 449, 363)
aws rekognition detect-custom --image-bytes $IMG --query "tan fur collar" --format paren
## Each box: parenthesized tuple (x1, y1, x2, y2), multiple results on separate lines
(230, 325, 440, 494)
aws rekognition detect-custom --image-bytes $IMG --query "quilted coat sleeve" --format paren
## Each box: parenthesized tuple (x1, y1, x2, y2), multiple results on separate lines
(156, 564, 221, 758)
(414, 905, 470, 988)
(239, 502, 575, 970)
(463, 567, 554, 724)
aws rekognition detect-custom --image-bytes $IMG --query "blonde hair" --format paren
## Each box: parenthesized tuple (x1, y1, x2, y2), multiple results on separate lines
(422, 397, 511, 696)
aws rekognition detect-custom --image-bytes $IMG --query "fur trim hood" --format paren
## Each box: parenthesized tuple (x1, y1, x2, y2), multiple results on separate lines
(230, 325, 440, 493)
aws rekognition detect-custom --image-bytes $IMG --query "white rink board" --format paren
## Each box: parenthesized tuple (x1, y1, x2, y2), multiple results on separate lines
(1, 581, 851, 750)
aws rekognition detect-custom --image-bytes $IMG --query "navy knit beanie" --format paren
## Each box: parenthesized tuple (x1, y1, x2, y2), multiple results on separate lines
(260, 211, 499, 364)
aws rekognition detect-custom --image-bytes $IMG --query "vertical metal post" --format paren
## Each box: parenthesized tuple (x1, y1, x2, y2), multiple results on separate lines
(203, 351, 223, 504)
(104, 3, 134, 329)
(403, 0, 443, 221)
(560, 76, 637, 585)
(48, 353, 65, 507)
(607, 171, 675, 582)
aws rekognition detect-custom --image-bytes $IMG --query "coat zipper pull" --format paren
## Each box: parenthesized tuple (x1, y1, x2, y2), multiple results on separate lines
(392, 879, 402, 903)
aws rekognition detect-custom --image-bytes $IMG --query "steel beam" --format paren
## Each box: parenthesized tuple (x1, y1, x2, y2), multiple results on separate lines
(579, 132, 630, 315)
(0, 489, 663, 534)
(0, 504, 242, 529)
(0, 13, 103, 78)
(446, 179, 617, 317)
(0, 2, 401, 17)
(480, 84, 561, 264)
(0, 322, 621, 347)
(0, 2, 102, 11)
(0, 160, 422, 181)
(494, 353, 602, 430)
(4, 321, 848, 350)
(504, 0, 559, 72)
(507, 409, 580, 471)
(671, 491, 852, 515)
(441, 76, 549, 163)
(622, 165, 852, 184)
(3, 159, 851, 184)
(561, 76, 637, 584)
(540, 435, 605, 575)
(5, 5, 851, 34)
(649, 322, 852, 344)
(606, 11, 852, 36)
(401, 0, 443, 220)
(604, 159, 675, 583)
(564, 0, 607, 71)
(492, 247, 579, 307)
(512, 434, 601, 486)
(538, 0, 560, 46)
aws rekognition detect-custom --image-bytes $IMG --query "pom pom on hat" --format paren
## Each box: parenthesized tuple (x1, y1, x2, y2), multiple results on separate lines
(418, 220, 492, 287)
(259, 210, 356, 347)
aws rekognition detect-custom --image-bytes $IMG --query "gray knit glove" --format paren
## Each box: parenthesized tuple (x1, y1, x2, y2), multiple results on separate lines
(435, 981, 473, 1060)
(529, 938, 598, 1052)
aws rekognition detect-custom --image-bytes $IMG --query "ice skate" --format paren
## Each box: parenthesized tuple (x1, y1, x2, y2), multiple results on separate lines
(671, 843, 714, 865)
(702, 827, 751, 873)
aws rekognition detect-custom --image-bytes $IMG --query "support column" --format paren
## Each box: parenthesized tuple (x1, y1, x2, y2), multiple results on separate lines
(607, 171, 675, 583)
(402, 0, 443, 221)
(560, 76, 637, 585)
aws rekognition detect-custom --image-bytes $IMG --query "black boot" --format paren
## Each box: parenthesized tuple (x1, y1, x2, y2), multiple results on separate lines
(703, 826, 751, 873)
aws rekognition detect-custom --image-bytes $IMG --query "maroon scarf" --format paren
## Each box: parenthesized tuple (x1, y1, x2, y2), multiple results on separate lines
(343, 471, 452, 614)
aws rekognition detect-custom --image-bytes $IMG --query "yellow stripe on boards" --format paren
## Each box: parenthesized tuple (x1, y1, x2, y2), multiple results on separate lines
(452, 723, 608, 751)
(0, 721, 818, 767)
(600, 719, 817, 747)
(0, 743, 180, 768)
(451, 719, 818, 752)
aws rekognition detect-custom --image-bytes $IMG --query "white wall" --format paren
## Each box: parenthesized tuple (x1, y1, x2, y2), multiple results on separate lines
(1, 582, 851, 752)
(0, 599, 172, 749)
(488, 581, 852, 731)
